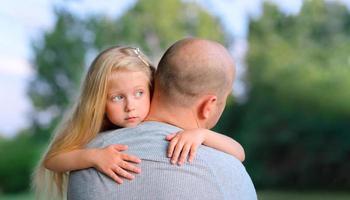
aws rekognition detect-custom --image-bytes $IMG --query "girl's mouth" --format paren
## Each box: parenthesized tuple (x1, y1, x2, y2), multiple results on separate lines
(126, 116, 138, 122)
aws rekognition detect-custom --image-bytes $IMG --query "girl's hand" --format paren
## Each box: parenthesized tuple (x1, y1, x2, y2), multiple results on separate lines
(92, 144, 141, 184)
(165, 130, 206, 166)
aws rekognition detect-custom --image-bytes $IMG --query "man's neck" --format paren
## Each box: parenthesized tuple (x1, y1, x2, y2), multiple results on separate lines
(145, 102, 200, 130)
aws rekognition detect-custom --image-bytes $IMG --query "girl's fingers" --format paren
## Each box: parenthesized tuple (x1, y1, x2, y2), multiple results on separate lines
(167, 137, 178, 158)
(113, 166, 135, 180)
(171, 142, 184, 165)
(121, 153, 141, 164)
(165, 133, 177, 140)
(112, 144, 128, 151)
(188, 144, 198, 163)
(120, 161, 141, 174)
(178, 143, 191, 166)
(107, 169, 123, 184)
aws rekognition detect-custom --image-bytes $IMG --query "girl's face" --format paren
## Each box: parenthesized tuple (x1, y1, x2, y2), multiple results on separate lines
(105, 69, 151, 128)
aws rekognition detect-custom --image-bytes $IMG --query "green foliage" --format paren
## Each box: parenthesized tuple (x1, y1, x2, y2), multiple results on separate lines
(86, 0, 226, 59)
(28, 9, 88, 141)
(247, 1, 350, 116)
(0, 133, 44, 193)
(234, 0, 350, 189)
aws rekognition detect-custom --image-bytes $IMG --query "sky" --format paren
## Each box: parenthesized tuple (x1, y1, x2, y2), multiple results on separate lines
(0, 0, 348, 137)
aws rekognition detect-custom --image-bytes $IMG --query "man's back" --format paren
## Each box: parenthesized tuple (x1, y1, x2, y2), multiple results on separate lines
(68, 121, 257, 200)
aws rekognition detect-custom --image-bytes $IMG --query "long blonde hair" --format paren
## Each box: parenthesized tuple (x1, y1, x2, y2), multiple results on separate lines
(32, 46, 155, 199)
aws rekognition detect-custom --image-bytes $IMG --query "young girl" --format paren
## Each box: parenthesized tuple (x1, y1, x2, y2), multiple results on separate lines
(33, 46, 244, 199)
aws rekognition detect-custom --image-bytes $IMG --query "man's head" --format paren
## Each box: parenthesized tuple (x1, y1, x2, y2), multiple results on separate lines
(151, 38, 235, 129)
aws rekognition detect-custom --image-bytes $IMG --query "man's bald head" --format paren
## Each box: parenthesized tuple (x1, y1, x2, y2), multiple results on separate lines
(155, 38, 235, 106)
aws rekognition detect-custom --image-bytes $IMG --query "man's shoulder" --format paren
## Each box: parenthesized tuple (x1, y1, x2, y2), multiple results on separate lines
(87, 121, 181, 148)
(195, 146, 257, 199)
(196, 145, 246, 178)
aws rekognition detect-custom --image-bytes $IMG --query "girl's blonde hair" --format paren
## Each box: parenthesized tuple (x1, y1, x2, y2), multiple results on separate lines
(32, 46, 155, 199)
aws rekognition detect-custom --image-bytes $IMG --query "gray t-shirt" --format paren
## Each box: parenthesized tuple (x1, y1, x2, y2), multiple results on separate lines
(68, 121, 257, 200)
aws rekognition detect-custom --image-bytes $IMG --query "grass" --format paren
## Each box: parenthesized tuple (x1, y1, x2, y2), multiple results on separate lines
(0, 193, 34, 200)
(0, 191, 350, 200)
(258, 190, 350, 200)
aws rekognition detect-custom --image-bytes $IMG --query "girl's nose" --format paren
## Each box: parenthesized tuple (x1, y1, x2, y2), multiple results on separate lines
(125, 99, 135, 112)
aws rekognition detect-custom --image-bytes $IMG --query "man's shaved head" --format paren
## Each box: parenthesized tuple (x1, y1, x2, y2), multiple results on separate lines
(155, 38, 235, 106)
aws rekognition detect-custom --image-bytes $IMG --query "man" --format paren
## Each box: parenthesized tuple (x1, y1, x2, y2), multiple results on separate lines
(68, 38, 257, 199)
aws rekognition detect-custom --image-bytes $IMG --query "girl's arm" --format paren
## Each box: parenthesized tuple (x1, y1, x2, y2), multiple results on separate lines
(166, 129, 245, 166)
(44, 144, 141, 184)
(202, 130, 245, 161)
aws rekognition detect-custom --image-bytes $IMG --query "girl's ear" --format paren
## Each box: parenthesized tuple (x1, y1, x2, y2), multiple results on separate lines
(198, 95, 217, 120)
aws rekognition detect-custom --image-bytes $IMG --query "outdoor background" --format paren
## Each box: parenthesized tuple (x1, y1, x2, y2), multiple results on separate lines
(0, 0, 350, 199)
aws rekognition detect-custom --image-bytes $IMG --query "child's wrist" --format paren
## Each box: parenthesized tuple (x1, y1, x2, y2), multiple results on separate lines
(203, 129, 216, 144)
(86, 148, 99, 167)
(201, 129, 210, 142)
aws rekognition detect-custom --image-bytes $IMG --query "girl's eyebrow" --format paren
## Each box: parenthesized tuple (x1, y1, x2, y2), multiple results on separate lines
(107, 90, 122, 96)
(134, 85, 147, 89)
(107, 85, 148, 95)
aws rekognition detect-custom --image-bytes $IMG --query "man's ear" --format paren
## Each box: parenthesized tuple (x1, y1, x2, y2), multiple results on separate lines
(198, 95, 217, 120)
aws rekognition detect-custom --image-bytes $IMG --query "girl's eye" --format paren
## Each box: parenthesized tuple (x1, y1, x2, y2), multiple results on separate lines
(112, 95, 124, 102)
(135, 90, 144, 97)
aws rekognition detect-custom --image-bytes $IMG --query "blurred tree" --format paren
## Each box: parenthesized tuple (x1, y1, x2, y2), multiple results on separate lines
(0, 9, 89, 193)
(85, 0, 227, 60)
(227, 0, 350, 189)
(28, 9, 88, 141)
